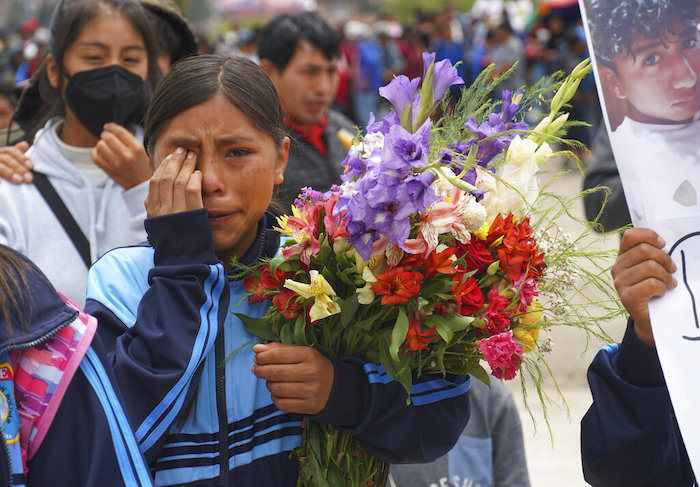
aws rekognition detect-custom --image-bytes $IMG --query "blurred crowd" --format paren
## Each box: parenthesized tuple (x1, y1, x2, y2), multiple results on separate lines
(0, 2, 601, 149)
(207, 3, 601, 150)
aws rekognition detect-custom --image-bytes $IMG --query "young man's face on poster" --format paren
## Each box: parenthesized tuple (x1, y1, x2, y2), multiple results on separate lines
(603, 18, 700, 124)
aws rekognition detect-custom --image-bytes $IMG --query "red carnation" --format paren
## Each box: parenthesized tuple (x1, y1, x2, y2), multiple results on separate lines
(456, 238, 494, 274)
(480, 286, 513, 335)
(478, 331, 523, 380)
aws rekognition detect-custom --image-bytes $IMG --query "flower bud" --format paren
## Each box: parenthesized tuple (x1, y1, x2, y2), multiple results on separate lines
(564, 78, 582, 105)
(570, 58, 591, 79)
(546, 113, 570, 136)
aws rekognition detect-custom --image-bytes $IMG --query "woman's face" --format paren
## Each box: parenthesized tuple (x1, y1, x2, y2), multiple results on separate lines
(151, 92, 289, 263)
(48, 10, 148, 85)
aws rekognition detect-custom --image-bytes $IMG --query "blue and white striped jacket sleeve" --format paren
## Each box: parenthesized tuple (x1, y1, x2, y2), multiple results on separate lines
(313, 355, 471, 463)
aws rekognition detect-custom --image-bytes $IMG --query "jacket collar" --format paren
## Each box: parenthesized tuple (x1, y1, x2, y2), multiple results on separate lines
(229, 211, 281, 280)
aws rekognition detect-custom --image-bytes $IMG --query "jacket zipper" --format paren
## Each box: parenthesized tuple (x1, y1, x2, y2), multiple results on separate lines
(0, 310, 77, 486)
(215, 332, 229, 485)
(1, 423, 11, 487)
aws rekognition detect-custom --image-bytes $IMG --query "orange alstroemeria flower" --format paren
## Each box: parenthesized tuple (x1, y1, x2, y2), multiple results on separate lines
(403, 314, 438, 351)
(371, 267, 424, 305)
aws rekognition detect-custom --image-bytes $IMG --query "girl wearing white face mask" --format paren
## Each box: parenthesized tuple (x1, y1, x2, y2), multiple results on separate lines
(0, 0, 161, 306)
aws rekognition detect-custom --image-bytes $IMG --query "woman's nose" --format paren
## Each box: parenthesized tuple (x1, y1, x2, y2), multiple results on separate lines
(198, 157, 225, 195)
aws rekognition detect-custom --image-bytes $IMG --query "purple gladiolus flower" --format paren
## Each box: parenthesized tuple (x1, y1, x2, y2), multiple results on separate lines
(500, 89, 528, 133)
(379, 75, 421, 114)
(432, 59, 464, 102)
(422, 52, 436, 78)
(404, 172, 438, 211)
(366, 110, 400, 135)
(347, 219, 379, 260)
(341, 151, 365, 182)
(382, 119, 432, 171)
(450, 141, 469, 154)
(440, 149, 452, 164)
(421, 52, 464, 104)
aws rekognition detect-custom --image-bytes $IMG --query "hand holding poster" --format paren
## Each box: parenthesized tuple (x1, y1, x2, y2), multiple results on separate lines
(579, 0, 700, 482)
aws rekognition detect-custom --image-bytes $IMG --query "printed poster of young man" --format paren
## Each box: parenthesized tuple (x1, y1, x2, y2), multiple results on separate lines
(580, 0, 700, 479)
(582, 0, 700, 225)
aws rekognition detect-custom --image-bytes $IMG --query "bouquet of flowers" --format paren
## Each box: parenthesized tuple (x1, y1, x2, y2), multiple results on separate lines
(237, 53, 619, 487)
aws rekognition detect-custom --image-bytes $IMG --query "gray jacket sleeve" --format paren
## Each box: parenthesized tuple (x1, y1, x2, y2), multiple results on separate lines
(582, 124, 631, 232)
(489, 381, 530, 487)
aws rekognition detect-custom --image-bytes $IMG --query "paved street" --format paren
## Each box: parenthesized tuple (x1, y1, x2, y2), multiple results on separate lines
(504, 159, 627, 487)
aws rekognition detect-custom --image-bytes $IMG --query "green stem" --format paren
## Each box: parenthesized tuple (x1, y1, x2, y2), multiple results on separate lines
(335, 432, 349, 466)
(374, 461, 390, 487)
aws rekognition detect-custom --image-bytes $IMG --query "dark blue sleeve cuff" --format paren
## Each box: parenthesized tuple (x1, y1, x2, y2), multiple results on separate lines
(145, 208, 219, 266)
(310, 356, 369, 428)
(616, 319, 665, 387)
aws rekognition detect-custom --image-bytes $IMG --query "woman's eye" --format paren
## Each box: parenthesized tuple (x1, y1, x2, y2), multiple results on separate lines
(227, 148, 251, 157)
(124, 57, 142, 64)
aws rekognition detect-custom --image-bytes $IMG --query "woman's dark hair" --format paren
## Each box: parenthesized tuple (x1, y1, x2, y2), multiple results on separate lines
(144, 54, 287, 155)
(584, 0, 700, 69)
(257, 11, 339, 73)
(0, 246, 34, 331)
(31, 0, 161, 139)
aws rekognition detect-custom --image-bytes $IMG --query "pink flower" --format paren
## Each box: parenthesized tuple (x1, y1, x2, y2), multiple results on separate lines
(478, 331, 523, 380)
(322, 193, 348, 243)
(415, 189, 471, 257)
(281, 215, 320, 266)
(372, 235, 405, 267)
(511, 274, 539, 313)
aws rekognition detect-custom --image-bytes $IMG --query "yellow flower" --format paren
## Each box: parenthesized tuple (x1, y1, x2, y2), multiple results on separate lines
(513, 328, 539, 352)
(357, 267, 377, 305)
(514, 301, 543, 353)
(274, 206, 305, 237)
(520, 300, 543, 327)
(275, 214, 291, 236)
(284, 270, 341, 321)
(473, 221, 490, 240)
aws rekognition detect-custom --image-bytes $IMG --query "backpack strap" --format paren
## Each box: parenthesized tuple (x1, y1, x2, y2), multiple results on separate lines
(32, 171, 91, 268)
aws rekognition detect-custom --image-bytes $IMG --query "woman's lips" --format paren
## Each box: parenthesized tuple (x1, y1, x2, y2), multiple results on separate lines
(207, 211, 234, 224)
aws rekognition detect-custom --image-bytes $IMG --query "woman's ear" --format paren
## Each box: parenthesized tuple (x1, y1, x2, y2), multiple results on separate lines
(45, 54, 60, 89)
(274, 136, 290, 185)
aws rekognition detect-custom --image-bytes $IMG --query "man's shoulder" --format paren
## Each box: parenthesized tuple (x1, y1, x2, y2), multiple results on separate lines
(326, 109, 357, 133)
